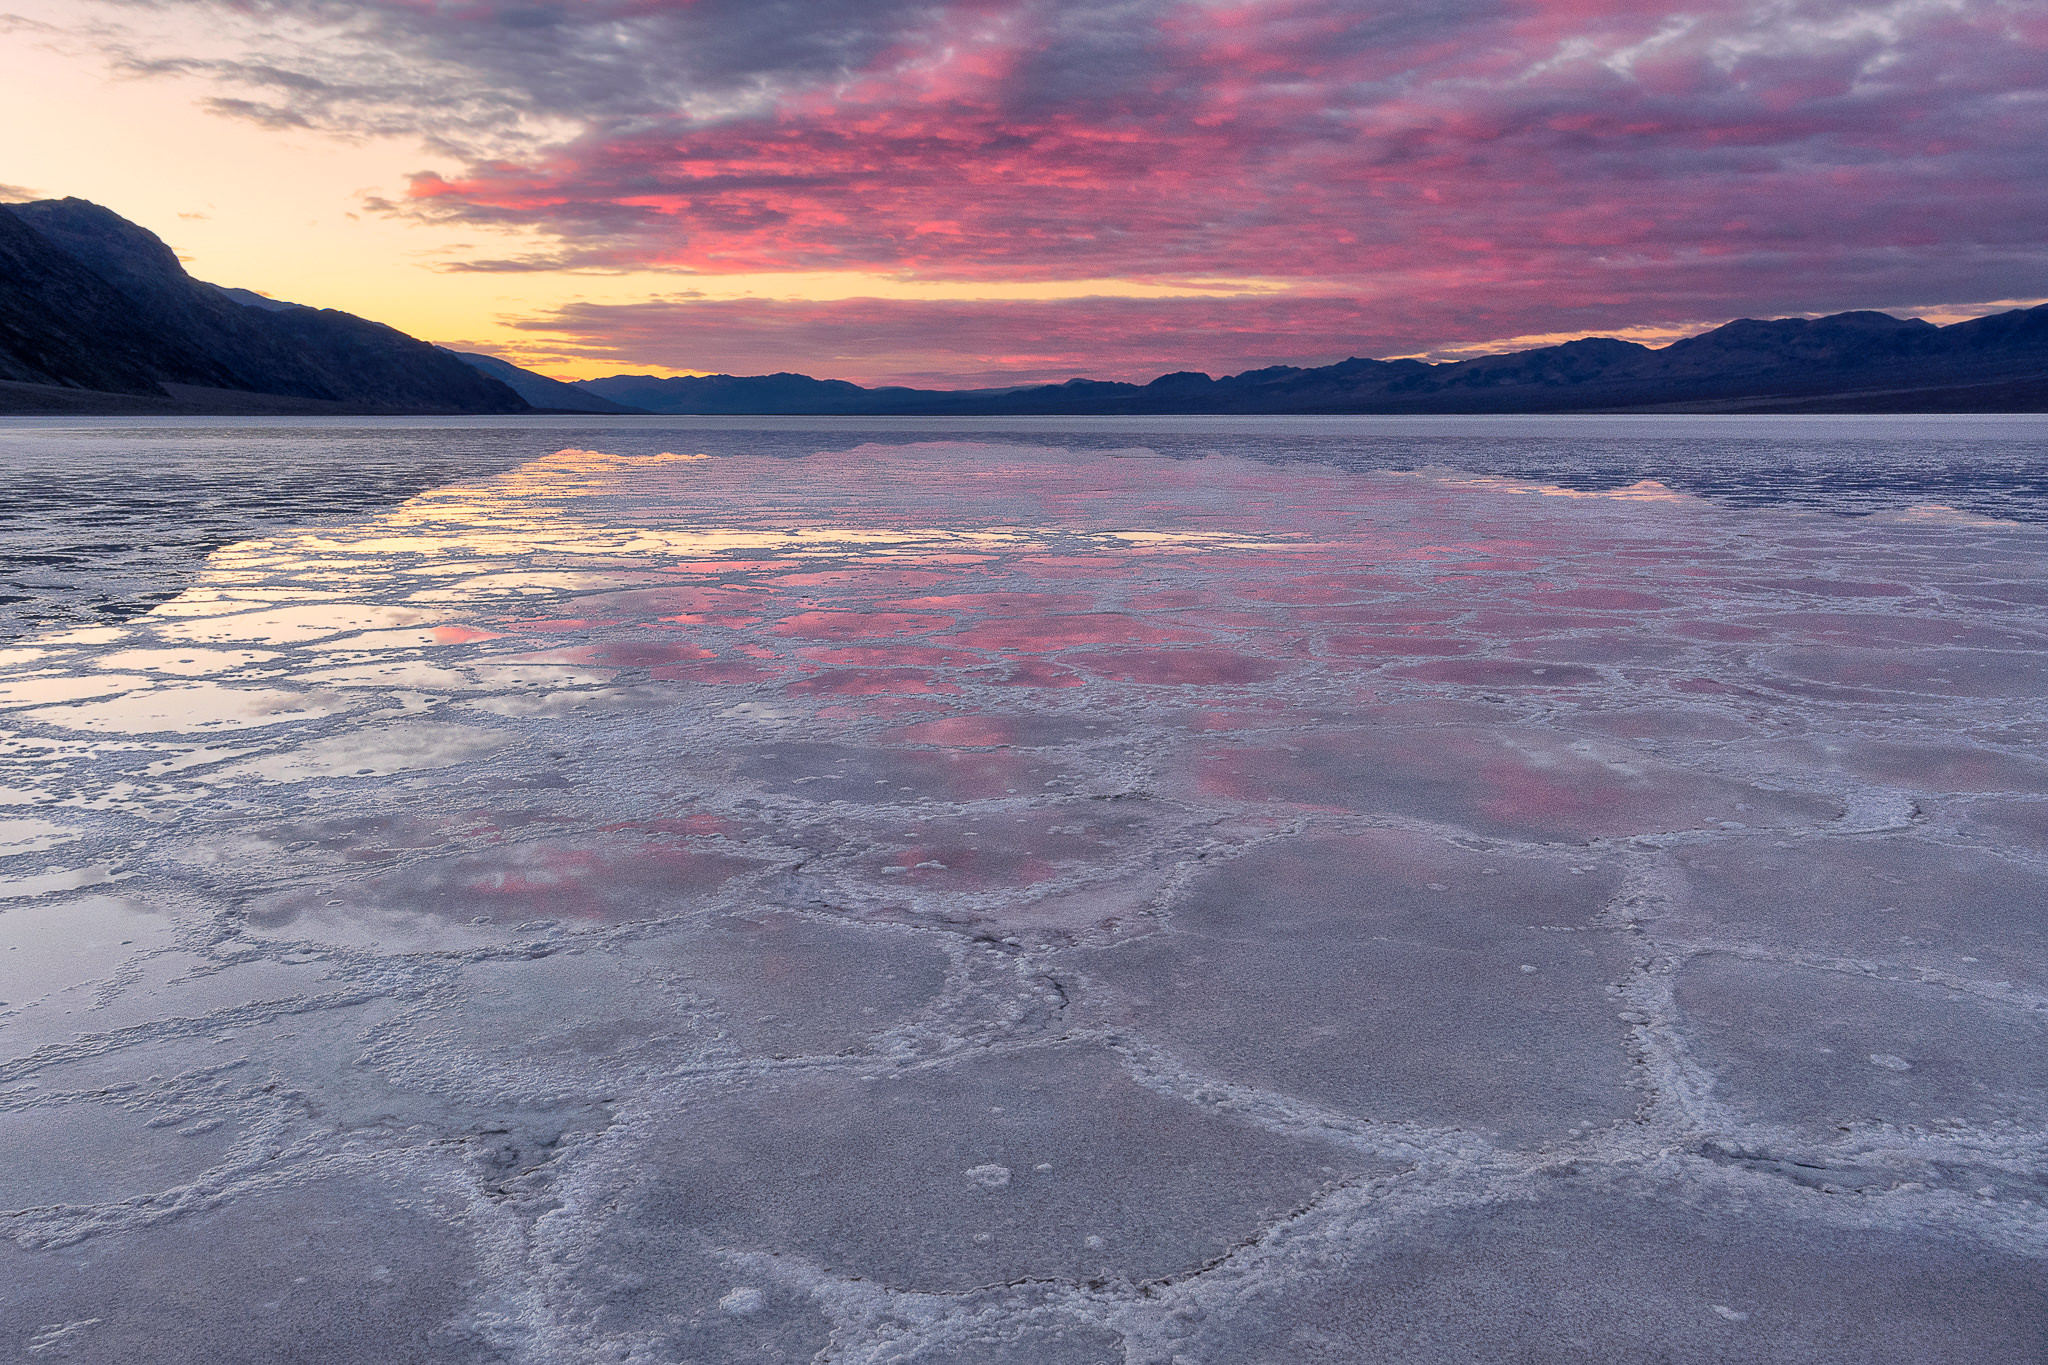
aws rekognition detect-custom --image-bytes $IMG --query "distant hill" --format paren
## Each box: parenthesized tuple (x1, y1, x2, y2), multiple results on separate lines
(0, 198, 528, 414)
(445, 350, 646, 413)
(579, 371, 1030, 416)
(583, 307, 2048, 415)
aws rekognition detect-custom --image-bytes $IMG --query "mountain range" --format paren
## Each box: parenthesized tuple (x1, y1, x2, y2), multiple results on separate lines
(582, 308, 2048, 415)
(1, 198, 2042, 415)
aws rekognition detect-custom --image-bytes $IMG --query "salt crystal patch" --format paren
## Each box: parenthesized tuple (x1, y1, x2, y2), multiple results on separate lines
(722, 702, 798, 722)
(0, 818, 83, 857)
(718, 1287, 763, 1316)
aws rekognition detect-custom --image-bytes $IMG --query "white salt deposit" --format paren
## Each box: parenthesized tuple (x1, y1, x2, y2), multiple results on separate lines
(0, 436, 2044, 1362)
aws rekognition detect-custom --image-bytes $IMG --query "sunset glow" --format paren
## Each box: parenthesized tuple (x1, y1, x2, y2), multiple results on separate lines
(6, 0, 2046, 383)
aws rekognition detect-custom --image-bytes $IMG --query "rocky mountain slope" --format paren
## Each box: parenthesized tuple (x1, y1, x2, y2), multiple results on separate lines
(0, 199, 528, 414)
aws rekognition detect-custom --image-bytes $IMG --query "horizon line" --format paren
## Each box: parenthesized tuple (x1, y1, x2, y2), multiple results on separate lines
(484, 298, 2048, 392)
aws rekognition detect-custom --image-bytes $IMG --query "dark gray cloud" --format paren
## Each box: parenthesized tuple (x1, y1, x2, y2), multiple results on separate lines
(73, 0, 2048, 366)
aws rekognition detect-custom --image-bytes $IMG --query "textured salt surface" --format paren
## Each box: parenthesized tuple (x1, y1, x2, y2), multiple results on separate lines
(1, 441, 2045, 1362)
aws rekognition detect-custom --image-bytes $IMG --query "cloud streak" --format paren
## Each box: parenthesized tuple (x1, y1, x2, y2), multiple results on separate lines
(82, 0, 2048, 370)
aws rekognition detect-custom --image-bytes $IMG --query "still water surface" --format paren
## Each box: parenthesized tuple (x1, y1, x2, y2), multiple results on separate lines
(0, 417, 2044, 1359)
(3, 413, 2043, 637)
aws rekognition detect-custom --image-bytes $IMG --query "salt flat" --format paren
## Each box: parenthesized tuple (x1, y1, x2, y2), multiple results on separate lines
(1, 433, 2044, 1362)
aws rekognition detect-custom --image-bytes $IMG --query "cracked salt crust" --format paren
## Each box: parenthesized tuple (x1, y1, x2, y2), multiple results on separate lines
(0, 439, 2044, 1361)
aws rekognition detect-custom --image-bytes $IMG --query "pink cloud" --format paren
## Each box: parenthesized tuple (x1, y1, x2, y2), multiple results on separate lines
(121, 0, 2048, 371)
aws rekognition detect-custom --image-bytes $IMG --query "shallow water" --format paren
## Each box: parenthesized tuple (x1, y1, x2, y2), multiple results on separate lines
(1, 423, 2046, 1361)
(3, 413, 2044, 639)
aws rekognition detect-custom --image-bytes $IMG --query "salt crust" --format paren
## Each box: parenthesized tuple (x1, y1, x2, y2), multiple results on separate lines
(1, 443, 2044, 1362)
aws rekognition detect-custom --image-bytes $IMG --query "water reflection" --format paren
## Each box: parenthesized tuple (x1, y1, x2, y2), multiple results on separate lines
(2, 439, 2036, 897)
(3, 437, 2046, 1357)
(6, 414, 2045, 642)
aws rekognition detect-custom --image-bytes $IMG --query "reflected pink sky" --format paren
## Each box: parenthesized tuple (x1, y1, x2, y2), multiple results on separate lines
(6, 442, 2043, 948)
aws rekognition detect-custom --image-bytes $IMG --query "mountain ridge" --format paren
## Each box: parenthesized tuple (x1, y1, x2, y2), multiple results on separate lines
(0, 198, 529, 414)
(443, 350, 646, 414)
(579, 306, 2048, 415)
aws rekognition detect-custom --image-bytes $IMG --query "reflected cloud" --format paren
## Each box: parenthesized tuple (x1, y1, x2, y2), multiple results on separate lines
(0, 439, 2040, 962)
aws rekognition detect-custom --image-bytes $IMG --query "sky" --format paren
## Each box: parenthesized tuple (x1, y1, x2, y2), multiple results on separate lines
(4, 0, 2046, 386)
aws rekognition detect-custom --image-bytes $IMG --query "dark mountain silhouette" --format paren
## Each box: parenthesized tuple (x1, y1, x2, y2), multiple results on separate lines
(0, 205, 224, 398)
(445, 350, 646, 413)
(0, 198, 528, 414)
(581, 370, 1017, 415)
(583, 306, 2048, 415)
(215, 286, 300, 313)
